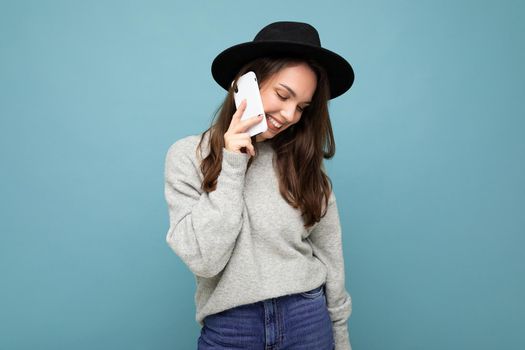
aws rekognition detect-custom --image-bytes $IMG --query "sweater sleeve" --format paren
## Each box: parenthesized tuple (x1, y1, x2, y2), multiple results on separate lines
(164, 138, 250, 278)
(307, 191, 353, 350)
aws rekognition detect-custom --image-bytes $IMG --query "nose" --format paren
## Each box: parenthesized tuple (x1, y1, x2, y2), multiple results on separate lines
(280, 105, 296, 123)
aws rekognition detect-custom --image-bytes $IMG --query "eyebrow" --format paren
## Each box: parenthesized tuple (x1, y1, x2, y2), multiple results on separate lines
(278, 83, 311, 105)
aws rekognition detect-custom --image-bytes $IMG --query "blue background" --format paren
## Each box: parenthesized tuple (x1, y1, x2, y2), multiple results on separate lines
(1, 0, 523, 349)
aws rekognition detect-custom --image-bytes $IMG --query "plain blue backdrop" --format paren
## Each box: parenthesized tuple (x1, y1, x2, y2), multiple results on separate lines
(1, 0, 523, 349)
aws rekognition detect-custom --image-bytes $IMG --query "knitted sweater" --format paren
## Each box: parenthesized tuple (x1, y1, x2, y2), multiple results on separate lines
(164, 131, 353, 350)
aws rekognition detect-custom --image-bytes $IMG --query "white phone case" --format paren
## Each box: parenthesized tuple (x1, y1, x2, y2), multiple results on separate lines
(233, 71, 268, 137)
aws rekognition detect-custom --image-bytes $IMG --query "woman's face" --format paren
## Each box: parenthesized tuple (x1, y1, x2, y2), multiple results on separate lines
(255, 62, 317, 142)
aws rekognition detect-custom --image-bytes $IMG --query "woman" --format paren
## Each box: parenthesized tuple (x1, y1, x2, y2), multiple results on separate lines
(164, 21, 355, 350)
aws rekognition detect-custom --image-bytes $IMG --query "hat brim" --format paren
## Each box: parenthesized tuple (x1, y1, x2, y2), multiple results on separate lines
(211, 41, 354, 99)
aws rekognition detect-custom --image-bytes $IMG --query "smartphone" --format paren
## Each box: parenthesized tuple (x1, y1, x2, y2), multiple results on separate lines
(233, 71, 268, 137)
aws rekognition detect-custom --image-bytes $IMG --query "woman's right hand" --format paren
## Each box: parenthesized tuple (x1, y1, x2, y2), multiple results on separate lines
(224, 99, 264, 157)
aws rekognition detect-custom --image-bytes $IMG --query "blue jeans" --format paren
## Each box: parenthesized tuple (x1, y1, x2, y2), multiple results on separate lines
(197, 284, 334, 350)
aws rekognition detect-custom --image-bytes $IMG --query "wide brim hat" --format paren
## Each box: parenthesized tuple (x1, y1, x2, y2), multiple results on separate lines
(211, 21, 355, 100)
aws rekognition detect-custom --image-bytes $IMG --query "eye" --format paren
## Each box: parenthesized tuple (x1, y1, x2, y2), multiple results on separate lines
(277, 91, 305, 112)
(276, 92, 287, 100)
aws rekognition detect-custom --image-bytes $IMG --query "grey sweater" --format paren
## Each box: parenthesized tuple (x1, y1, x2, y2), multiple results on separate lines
(164, 131, 353, 350)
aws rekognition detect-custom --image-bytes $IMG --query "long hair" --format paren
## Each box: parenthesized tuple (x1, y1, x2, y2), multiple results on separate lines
(197, 56, 336, 229)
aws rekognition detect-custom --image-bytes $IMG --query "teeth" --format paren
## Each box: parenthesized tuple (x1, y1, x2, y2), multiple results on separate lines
(269, 116, 282, 128)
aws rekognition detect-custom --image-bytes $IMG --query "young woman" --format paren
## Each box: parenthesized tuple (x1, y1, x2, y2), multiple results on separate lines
(164, 21, 355, 350)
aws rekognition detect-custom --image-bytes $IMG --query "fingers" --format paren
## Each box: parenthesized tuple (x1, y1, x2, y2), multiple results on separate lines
(240, 144, 256, 157)
(224, 99, 262, 157)
(238, 114, 264, 133)
(232, 99, 247, 121)
(231, 99, 264, 133)
(228, 133, 256, 157)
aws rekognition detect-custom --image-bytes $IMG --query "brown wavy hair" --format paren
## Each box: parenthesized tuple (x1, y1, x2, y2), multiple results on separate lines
(197, 56, 336, 229)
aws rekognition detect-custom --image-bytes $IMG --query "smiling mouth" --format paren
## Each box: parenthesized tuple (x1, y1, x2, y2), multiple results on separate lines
(267, 114, 283, 129)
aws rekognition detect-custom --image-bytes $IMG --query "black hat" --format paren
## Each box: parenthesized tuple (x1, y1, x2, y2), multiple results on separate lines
(211, 21, 355, 100)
